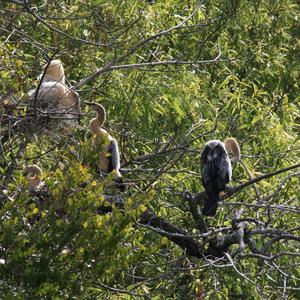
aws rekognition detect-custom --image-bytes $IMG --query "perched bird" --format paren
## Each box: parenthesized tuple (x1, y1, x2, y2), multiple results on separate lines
(86, 102, 125, 192)
(38, 59, 65, 84)
(29, 59, 81, 122)
(23, 164, 52, 222)
(200, 138, 240, 216)
(23, 164, 45, 191)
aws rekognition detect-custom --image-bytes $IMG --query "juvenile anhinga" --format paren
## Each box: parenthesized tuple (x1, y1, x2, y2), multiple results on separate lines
(24, 165, 64, 221)
(39, 59, 65, 84)
(23, 164, 52, 222)
(23, 164, 45, 191)
(87, 102, 125, 192)
(29, 59, 80, 116)
(31, 82, 79, 109)
(200, 138, 240, 216)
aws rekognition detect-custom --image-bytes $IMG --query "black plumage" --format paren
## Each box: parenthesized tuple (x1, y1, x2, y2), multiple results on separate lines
(200, 140, 232, 216)
(107, 139, 125, 192)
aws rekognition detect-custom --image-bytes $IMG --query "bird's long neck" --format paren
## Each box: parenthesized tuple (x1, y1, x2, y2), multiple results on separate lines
(90, 107, 107, 138)
(45, 60, 65, 83)
(224, 138, 240, 165)
(26, 166, 43, 189)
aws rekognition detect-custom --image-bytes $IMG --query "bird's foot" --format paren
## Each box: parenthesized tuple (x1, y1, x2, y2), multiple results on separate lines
(219, 191, 226, 200)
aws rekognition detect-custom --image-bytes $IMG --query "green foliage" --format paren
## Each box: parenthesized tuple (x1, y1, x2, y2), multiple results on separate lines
(0, 0, 299, 299)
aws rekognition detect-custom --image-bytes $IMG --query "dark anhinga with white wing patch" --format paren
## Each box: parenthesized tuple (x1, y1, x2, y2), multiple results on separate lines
(200, 138, 240, 216)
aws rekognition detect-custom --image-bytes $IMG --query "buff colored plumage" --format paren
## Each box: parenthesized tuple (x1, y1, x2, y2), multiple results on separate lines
(23, 164, 44, 190)
(87, 103, 125, 191)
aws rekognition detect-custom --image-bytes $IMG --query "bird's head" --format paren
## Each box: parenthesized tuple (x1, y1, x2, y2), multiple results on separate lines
(42, 59, 62, 71)
(85, 101, 104, 110)
(224, 138, 240, 165)
(23, 165, 43, 179)
(205, 140, 225, 161)
(85, 102, 106, 119)
(85, 102, 107, 131)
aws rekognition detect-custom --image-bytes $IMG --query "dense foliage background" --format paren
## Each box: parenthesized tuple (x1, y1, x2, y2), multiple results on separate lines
(0, 0, 299, 299)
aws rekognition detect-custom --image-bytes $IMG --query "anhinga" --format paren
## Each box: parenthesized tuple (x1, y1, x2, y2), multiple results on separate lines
(23, 164, 45, 191)
(29, 59, 80, 118)
(38, 59, 65, 84)
(200, 138, 240, 216)
(86, 102, 125, 192)
(23, 164, 53, 221)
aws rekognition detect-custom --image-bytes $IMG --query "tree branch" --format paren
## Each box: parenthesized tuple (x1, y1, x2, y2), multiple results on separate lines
(25, 6, 111, 47)
(138, 210, 204, 258)
(73, 1, 218, 89)
(74, 57, 222, 89)
(193, 162, 300, 204)
(182, 191, 208, 233)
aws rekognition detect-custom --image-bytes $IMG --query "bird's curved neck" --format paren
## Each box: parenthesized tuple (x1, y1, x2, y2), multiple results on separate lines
(24, 165, 43, 189)
(224, 138, 240, 165)
(90, 109, 107, 138)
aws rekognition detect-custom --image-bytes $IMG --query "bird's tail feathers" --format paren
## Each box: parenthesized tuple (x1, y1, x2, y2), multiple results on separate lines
(202, 191, 219, 216)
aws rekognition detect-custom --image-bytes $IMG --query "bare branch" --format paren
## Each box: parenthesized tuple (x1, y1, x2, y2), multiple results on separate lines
(73, 1, 220, 89)
(25, 6, 111, 47)
(74, 56, 222, 89)
(222, 202, 300, 214)
(225, 253, 256, 285)
(230, 162, 300, 195)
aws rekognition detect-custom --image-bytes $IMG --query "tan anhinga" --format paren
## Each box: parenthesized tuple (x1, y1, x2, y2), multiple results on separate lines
(87, 102, 125, 192)
(23, 164, 52, 222)
(29, 59, 80, 114)
(33, 82, 79, 110)
(23, 164, 44, 191)
(39, 59, 65, 84)
(200, 138, 240, 216)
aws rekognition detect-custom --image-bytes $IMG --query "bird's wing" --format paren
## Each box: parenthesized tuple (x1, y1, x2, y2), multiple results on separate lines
(107, 138, 121, 174)
(217, 153, 232, 190)
(30, 82, 65, 108)
(200, 145, 212, 185)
